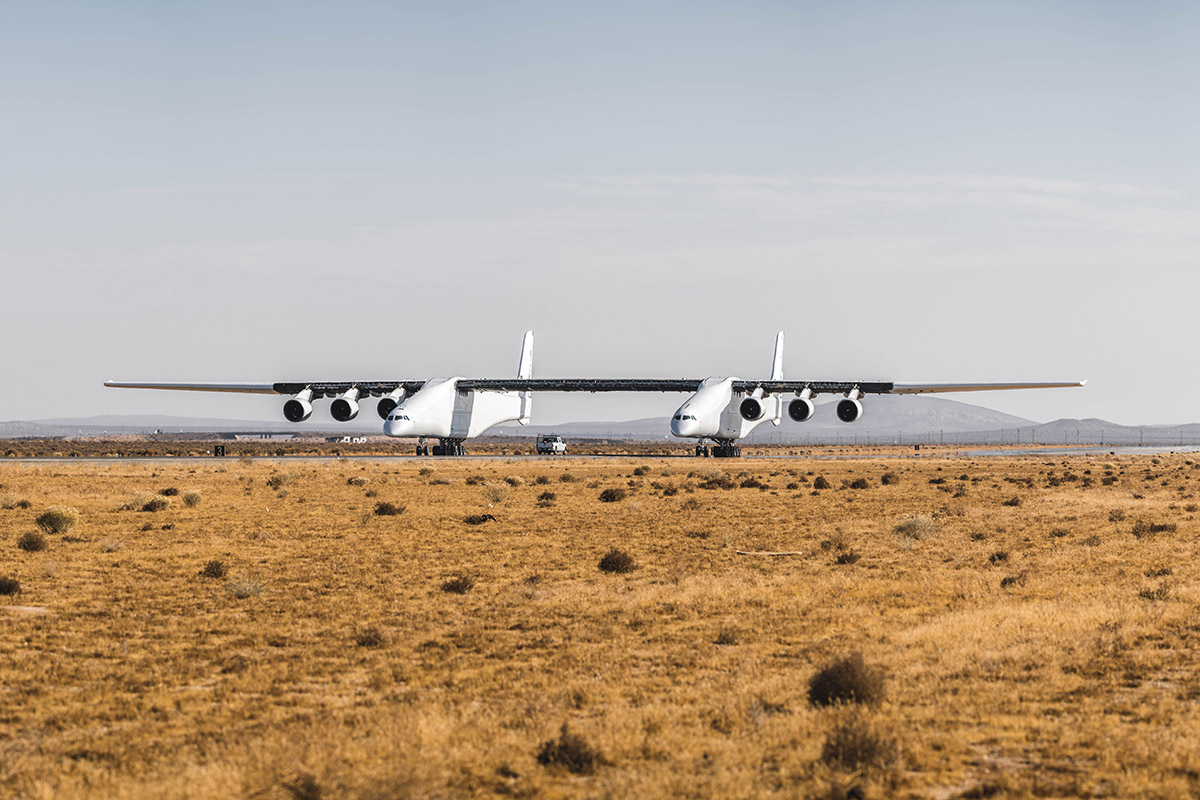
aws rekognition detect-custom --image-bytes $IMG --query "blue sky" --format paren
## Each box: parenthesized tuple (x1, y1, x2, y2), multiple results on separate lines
(2, 1, 1198, 424)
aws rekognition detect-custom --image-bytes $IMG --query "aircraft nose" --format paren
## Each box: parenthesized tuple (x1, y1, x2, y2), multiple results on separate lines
(671, 413, 698, 438)
(383, 417, 413, 437)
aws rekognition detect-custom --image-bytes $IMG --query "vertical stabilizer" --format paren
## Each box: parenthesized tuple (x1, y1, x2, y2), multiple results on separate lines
(517, 330, 533, 424)
(770, 331, 784, 381)
(518, 330, 534, 378)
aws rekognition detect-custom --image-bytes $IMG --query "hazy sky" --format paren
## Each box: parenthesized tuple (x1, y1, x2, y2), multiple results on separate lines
(3, 1, 1198, 425)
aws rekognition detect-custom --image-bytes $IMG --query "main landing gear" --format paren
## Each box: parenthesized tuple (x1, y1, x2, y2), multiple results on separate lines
(416, 438, 467, 457)
(695, 441, 742, 458)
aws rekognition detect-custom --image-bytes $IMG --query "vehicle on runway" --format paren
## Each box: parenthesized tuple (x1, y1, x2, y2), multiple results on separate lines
(106, 331, 1084, 457)
(536, 435, 567, 455)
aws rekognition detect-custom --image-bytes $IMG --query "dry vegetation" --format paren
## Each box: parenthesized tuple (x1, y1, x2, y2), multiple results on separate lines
(2, 452, 1200, 798)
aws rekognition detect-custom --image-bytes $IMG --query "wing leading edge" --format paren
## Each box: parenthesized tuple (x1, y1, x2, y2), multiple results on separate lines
(105, 379, 1086, 396)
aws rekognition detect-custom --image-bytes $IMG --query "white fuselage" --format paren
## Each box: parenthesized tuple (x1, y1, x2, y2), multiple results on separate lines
(382, 378, 531, 439)
(669, 377, 782, 442)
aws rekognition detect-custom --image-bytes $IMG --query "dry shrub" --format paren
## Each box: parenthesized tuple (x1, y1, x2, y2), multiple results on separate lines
(35, 506, 78, 534)
(808, 653, 885, 707)
(599, 548, 636, 574)
(374, 501, 405, 516)
(441, 575, 475, 594)
(1139, 584, 1171, 601)
(714, 629, 739, 646)
(484, 486, 509, 504)
(558, 472, 579, 483)
(465, 475, 484, 486)
(182, 491, 202, 507)
(820, 713, 899, 772)
(537, 491, 556, 502)
(536, 723, 607, 775)
(835, 549, 861, 565)
(989, 550, 1010, 564)
(265, 474, 296, 489)
(813, 476, 831, 490)
(599, 488, 627, 503)
(880, 472, 899, 486)
(355, 627, 387, 647)
(142, 496, 170, 513)
(17, 531, 47, 553)
(632, 466, 650, 476)
(159, 487, 180, 497)
(846, 478, 871, 490)
(0, 576, 20, 595)
(1132, 521, 1176, 539)
(534, 475, 551, 485)
(503, 476, 523, 487)
(893, 515, 938, 540)
(347, 476, 369, 486)
(199, 560, 227, 579)
(464, 514, 495, 525)
(282, 773, 322, 800)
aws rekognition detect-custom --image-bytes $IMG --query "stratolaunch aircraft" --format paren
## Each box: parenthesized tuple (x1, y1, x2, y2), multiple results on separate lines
(106, 330, 1084, 457)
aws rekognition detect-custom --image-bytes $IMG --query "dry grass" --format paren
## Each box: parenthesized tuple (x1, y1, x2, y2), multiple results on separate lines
(1, 452, 1200, 798)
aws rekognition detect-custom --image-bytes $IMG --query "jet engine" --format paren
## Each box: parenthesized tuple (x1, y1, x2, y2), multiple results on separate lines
(283, 389, 313, 423)
(376, 388, 407, 420)
(788, 397, 815, 422)
(836, 397, 863, 423)
(330, 388, 361, 422)
(739, 397, 764, 421)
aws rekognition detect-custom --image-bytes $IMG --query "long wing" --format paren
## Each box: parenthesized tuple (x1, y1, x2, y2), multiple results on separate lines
(105, 379, 1086, 396)
(728, 379, 1087, 395)
(104, 381, 427, 397)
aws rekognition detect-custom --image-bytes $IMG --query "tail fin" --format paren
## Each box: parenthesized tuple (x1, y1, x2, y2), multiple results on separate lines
(770, 331, 784, 381)
(517, 330, 533, 424)
(517, 330, 533, 378)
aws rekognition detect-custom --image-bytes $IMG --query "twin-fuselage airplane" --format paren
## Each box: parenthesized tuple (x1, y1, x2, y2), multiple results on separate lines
(105, 331, 1085, 457)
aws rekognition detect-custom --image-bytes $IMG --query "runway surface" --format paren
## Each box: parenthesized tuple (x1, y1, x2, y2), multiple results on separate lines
(5, 444, 1200, 465)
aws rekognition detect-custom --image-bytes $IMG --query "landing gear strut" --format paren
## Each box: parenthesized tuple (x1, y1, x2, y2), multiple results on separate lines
(431, 438, 466, 456)
(711, 441, 742, 458)
(694, 441, 741, 458)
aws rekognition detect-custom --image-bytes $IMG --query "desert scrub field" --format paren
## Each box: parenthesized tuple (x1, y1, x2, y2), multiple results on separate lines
(2, 453, 1200, 799)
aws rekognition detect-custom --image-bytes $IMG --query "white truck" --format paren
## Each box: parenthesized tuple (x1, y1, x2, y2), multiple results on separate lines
(535, 434, 567, 455)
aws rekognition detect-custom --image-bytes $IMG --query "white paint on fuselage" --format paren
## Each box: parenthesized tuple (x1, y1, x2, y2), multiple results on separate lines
(382, 377, 532, 439)
(670, 376, 782, 442)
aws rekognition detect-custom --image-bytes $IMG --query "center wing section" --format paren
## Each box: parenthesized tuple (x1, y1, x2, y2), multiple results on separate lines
(458, 379, 704, 392)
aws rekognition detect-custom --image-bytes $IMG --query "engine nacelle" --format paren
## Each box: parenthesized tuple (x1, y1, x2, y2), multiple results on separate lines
(376, 388, 407, 420)
(330, 387, 361, 422)
(788, 397, 815, 422)
(739, 397, 764, 421)
(836, 398, 863, 423)
(283, 390, 313, 423)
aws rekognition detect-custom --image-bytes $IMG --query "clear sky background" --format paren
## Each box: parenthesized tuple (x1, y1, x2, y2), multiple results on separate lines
(2, 1, 1198, 425)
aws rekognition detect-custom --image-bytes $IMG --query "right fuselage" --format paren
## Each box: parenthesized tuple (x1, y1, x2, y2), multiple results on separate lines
(670, 377, 782, 442)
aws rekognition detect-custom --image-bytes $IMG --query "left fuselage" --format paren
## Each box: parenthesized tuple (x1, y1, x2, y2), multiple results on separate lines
(382, 378, 530, 439)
